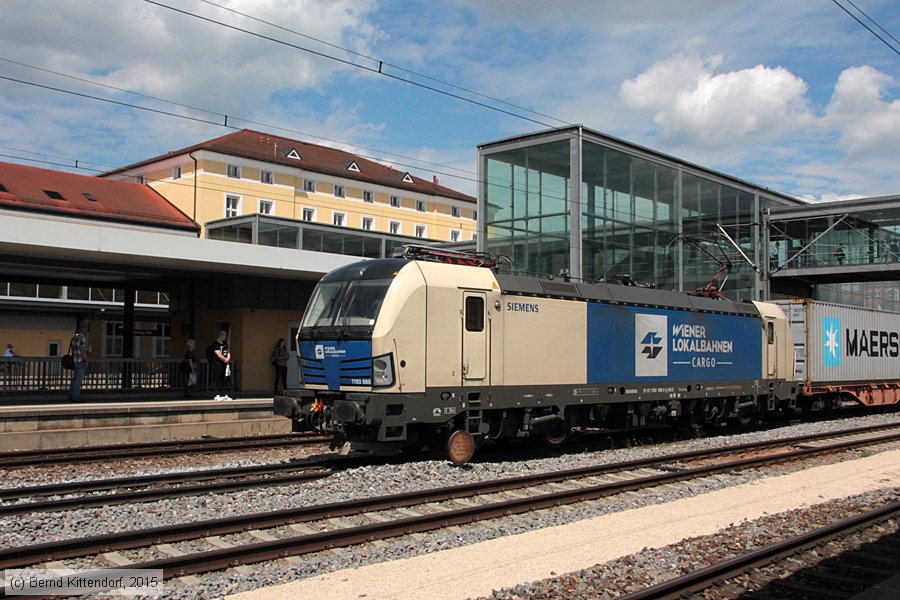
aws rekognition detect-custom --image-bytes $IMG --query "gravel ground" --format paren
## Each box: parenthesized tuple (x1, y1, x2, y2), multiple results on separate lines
(0, 414, 900, 547)
(0, 444, 330, 489)
(1, 413, 898, 599)
(476, 488, 899, 600)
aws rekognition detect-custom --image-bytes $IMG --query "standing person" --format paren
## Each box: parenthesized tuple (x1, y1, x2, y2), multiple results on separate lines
(208, 330, 232, 401)
(68, 324, 89, 402)
(272, 337, 289, 394)
(835, 245, 846, 266)
(184, 339, 198, 399)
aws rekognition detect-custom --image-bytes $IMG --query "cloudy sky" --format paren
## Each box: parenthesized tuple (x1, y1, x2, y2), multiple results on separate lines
(0, 0, 897, 201)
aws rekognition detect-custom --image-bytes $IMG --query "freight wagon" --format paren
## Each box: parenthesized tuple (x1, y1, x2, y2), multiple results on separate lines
(276, 248, 799, 463)
(775, 299, 900, 409)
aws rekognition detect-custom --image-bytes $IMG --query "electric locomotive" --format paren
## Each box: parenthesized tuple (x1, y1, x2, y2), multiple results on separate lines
(275, 246, 797, 463)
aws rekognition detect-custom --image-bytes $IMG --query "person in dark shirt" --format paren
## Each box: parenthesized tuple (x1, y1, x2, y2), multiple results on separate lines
(209, 330, 232, 401)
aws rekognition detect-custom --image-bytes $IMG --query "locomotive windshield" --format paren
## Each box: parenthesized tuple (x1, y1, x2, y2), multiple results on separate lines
(301, 279, 391, 329)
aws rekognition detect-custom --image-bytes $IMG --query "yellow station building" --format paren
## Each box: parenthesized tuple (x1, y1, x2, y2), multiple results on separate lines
(103, 129, 477, 243)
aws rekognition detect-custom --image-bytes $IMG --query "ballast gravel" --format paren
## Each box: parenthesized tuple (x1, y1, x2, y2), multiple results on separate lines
(476, 489, 899, 600)
(1, 413, 898, 599)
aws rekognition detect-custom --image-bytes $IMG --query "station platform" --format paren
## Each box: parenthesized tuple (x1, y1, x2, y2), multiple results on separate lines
(0, 397, 290, 451)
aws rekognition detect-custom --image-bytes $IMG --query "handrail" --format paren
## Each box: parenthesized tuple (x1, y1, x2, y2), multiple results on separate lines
(0, 357, 224, 395)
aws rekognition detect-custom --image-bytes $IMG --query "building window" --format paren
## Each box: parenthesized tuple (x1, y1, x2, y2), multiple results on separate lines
(105, 322, 123, 358)
(450, 230, 461, 242)
(362, 217, 374, 231)
(471, 233, 478, 242)
(390, 195, 400, 207)
(301, 207, 316, 222)
(136, 175, 144, 184)
(260, 170, 274, 184)
(173, 166, 182, 180)
(258, 199, 273, 215)
(225, 194, 241, 217)
(472, 209, 478, 220)
(333, 212, 346, 227)
(363, 190, 374, 203)
(452, 206, 460, 218)
(227, 164, 241, 179)
(415, 225, 426, 238)
(303, 179, 316, 193)
(334, 185, 345, 198)
(389, 221, 401, 235)
(416, 200, 426, 212)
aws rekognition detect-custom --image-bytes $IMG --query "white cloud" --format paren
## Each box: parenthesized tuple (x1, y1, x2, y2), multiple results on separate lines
(619, 54, 814, 148)
(823, 66, 900, 159)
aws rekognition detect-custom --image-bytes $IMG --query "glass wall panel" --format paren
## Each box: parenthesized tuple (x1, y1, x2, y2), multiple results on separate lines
(817, 281, 900, 311)
(259, 222, 299, 249)
(581, 142, 678, 287)
(484, 139, 571, 278)
(770, 209, 900, 271)
(66, 286, 90, 301)
(681, 173, 756, 301)
(37, 284, 62, 299)
(9, 282, 37, 297)
(208, 223, 253, 244)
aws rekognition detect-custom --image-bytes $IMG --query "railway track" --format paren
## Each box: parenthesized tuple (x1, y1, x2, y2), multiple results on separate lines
(0, 432, 330, 468)
(1, 423, 896, 579)
(619, 499, 900, 600)
(2, 421, 897, 516)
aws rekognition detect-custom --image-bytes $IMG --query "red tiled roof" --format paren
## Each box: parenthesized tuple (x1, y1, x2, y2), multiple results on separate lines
(103, 129, 475, 204)
(0, 161, 199, 232)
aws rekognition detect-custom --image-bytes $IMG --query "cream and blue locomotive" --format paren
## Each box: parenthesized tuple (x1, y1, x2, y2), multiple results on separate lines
(275, 249, 795, 463)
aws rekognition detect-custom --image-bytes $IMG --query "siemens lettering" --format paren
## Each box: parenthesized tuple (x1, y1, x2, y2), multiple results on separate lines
(845, 328, 900, 358)
(507, 302, 540, 313)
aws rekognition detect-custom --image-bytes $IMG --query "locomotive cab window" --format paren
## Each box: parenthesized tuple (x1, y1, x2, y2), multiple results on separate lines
(766, 321, 775, 345)
(465, 296, 484, 332)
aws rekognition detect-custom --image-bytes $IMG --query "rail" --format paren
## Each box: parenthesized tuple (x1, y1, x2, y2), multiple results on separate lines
(0, 356, 226, 395)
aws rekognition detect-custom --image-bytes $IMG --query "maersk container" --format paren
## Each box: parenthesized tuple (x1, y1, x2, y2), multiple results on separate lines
(774, 299, 900, 385)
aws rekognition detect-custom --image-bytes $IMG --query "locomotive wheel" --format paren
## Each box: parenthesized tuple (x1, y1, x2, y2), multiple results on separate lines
(541, 420, 570, 447)
(447, 430, 476, 465)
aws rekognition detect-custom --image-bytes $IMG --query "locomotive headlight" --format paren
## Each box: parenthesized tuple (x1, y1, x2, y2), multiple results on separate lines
(372, 353, 394, 387)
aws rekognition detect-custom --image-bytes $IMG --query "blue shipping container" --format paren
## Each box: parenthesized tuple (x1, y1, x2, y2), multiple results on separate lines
(587, 304, 762, 383)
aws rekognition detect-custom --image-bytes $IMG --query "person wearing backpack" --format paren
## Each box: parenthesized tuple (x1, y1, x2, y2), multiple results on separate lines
(208, 330, 232, 401)
(68, 324, 89, 402)
(183, 339, 198, 398)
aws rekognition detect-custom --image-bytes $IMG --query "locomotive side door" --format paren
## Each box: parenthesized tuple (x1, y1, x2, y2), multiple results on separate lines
(461, 291, 488, 383)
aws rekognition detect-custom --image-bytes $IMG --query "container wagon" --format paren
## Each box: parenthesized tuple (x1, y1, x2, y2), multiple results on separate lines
(774, 299, 900, 410)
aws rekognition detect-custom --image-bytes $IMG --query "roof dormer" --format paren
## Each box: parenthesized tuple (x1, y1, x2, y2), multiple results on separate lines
(284, 148, 302, 160)
(401, 172, 414, 184)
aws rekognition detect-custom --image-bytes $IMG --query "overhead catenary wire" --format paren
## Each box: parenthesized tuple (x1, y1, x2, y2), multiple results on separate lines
(0, 63, 579, 203)
(195, 0, 570, 127)
(0, 74, 482, 187)
(830, 0, 899, 55)
(0, 57, 476, 180)
(140, 0, 563, 129)
(842, 0, 900, 46)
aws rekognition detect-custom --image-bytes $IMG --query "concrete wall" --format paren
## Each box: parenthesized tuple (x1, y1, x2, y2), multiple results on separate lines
(0, 315, 76, 356)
